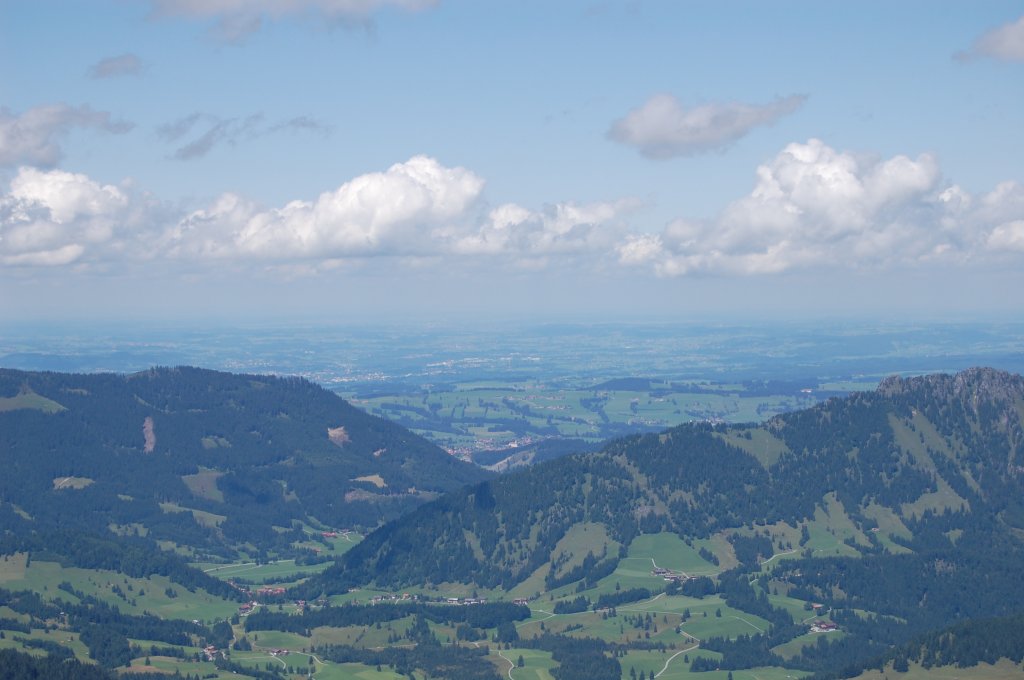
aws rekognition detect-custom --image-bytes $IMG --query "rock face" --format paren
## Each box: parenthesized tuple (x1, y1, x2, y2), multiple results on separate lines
(877, 367, 1024, 403)
(143, 416, 156, 452)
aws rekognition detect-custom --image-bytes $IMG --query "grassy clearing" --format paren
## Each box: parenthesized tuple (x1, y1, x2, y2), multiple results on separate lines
(620, 647, 753, 680)
(248, 629, 310, 650)
(716, 428, 791, 467)
(309, 662, 406, 679)
(182, 469, 225, 502)
(502, 647, 557, 680)
(2, 559, 238, 622)
(797, 494, 870, 558)
(0, 627, 91, 663)
(766, 593, 818, 623)
(198, 559, 330, 584)
(159, 501, 226, 528)
(0, 553, 28, 582)
(548, 523, 617, 581)
(628, 533, 721, 575)
(309, 619, 411, 649)
(0, 389, 65, 414)
(900, 481, 969, 520)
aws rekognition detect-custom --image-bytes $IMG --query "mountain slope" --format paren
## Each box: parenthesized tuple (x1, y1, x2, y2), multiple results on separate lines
(315, 367, 1024, 592)
(0, 366, 490, 560)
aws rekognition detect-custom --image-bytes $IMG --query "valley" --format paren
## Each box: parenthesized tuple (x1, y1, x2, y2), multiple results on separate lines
(2, 365, 1024, 679)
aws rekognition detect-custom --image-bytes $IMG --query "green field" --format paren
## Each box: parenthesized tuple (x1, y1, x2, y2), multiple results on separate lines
(1, 558, 239, 622)
(503, 647, 557, 680)
(198, 558, 332, 584)
(0, 388, 65, 413)
(627, 533, 722, 575)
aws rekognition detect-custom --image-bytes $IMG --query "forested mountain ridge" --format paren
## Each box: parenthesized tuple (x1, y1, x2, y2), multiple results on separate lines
(0, 366, 490, 562)
(313, 367, 1024, 593)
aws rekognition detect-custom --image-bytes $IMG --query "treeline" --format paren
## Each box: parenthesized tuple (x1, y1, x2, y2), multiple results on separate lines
(317, 639, 500, 680)
(593, 587, 651, 610)
(0, 647, 209, 680)
(776, 525, 1024, 634)
(521, 633, 621, 680)
(0, 587, 214, 668)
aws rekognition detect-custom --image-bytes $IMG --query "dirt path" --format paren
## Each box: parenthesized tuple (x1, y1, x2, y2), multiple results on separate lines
(496, 648, 517, 680)
(760, 549, 797, 566)
(654, 642, 700, 678)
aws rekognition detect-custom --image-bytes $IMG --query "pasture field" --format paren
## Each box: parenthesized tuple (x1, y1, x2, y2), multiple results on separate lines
(0, 389, 65, 413)
(627, 533, 721, 575)
(198, 558, 332, 584)
(0, 559, 238, 622)
(502, 647, 557, 680)
(0, 552, 28, 582)
(181, 469, 226, 502)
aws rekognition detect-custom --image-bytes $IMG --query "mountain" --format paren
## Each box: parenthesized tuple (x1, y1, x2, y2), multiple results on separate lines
(0, 366, 490, 564)
(4, 366, 1024, 678)
(301, 368, 1024, 670)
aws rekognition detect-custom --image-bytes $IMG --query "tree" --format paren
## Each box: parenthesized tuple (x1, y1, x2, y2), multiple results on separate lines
(517, 654, 524, 667)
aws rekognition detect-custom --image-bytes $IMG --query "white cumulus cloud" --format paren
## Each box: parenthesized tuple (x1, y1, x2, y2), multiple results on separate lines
(166, 155, 634, 264)
(608, 94, 806, 159)
(166, 155, 485, 259)
(618, 139, 1024, 276)
(0, 168, 135, 267)
(0, 104, 134, 167)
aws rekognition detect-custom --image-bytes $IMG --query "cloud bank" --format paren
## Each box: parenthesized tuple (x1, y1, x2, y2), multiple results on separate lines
(2, 142, 1022, 277)
(609, 94, 806, 159)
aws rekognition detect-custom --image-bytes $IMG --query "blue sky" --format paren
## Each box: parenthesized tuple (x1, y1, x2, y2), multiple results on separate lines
(1, 1, 1022, 322)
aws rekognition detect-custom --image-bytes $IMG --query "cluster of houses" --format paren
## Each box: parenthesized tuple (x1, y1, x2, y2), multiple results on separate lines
(445, 597, 487, 605)
(202, 645, 219, 661)
(368, 593, 418, 604)
(256, 586, 287, 596)
(810, 620, 840, 633)
(651, 567, 688, 582)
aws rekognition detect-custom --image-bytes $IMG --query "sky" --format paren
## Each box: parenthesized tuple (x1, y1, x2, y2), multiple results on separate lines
(1, 1, 1022, 323)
